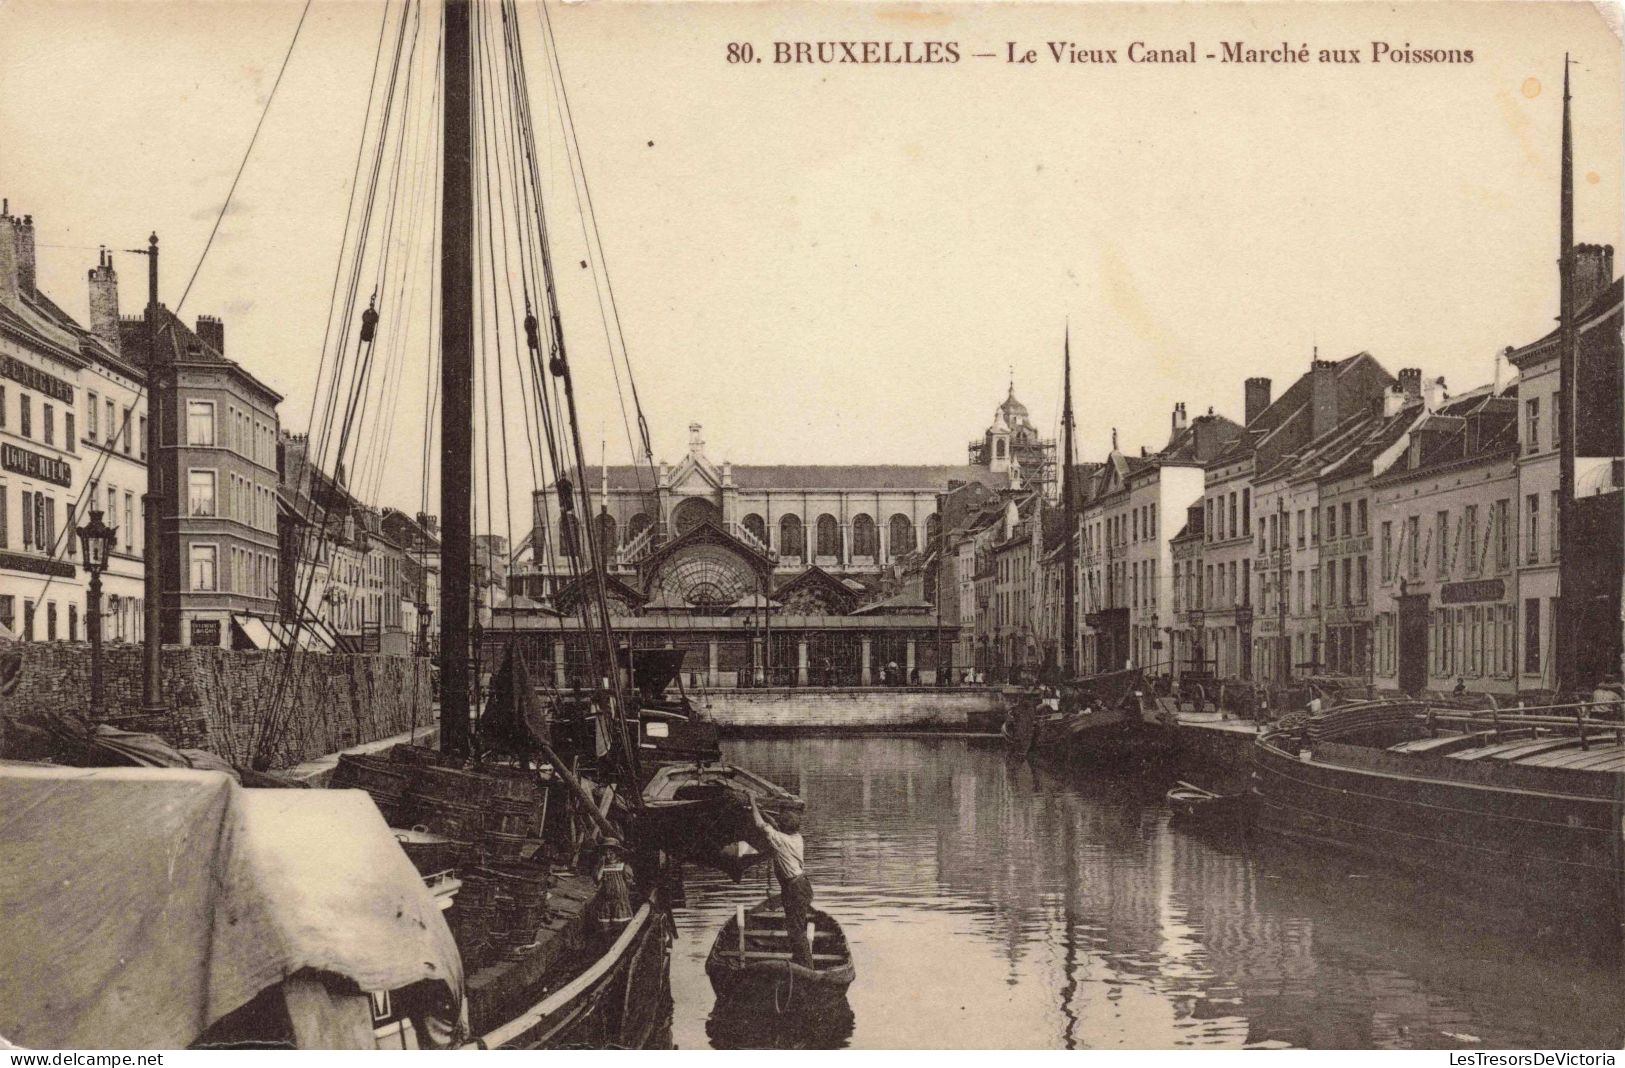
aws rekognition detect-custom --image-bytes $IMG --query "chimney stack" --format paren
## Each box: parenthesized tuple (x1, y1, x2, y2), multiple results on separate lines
(1422, 375, 1447, 412)
(1170, 401, 1188, 436)
(1574, 243, 1614, 310)
(0, 203, 19, 308)
(1310, 357, 1339, 441)
(196, 315, 224, 355)
(1397, 367, 1422, 399)
(87, 248, 121, 353)
(1244, 377, 1272, 426)
(16, 215, 36, 295)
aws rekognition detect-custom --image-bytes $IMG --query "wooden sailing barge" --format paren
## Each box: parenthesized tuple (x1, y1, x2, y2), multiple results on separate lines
(1002, 333, 1178, 770)
(1251, 700, 1625, 930)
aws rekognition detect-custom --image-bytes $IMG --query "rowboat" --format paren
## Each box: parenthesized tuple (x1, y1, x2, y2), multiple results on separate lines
(1166, 780, 1251, 826)
(705, 896, 856, 1012)
(637, 763, 803, 878)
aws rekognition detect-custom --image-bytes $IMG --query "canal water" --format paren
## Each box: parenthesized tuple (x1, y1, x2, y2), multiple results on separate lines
(668, 735, 1622, 1050)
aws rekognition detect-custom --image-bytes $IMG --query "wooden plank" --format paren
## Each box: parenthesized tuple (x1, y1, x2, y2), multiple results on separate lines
(719, 950, 845, 963)
(1547, 748, 1625, 771)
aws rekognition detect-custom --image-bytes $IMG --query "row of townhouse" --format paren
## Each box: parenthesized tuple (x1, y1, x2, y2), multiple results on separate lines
(0, 202, 444, 657)
(1024, 244, 1621, 699)
(276, 432, 444, 655)
(0, 202, 282, 649)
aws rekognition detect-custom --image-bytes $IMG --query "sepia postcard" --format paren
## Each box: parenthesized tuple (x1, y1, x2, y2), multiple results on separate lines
(0, 0, 1621, 1055)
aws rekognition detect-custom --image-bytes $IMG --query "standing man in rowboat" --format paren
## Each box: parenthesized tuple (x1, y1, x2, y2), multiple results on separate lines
(748, 795, 814, 968)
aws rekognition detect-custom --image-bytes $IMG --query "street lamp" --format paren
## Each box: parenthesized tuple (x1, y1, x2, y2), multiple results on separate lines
(416, 599, 434, 656)
(76, 508, 117, 720)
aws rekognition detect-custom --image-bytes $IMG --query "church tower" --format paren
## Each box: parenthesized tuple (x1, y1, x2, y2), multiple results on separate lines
(985, 407, 1012, 473)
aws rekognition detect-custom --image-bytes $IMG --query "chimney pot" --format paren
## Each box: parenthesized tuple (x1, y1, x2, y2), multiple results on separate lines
(1397, 367, 1423, 398)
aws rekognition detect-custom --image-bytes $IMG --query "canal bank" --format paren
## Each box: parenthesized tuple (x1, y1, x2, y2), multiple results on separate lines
(695, 687, 1004, 734)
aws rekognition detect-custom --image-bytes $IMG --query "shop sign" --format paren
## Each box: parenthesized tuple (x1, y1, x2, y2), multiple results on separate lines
(0, 353, 73, 403)
(1, 442, 71, 487)
(1440, 579, 1505, 604)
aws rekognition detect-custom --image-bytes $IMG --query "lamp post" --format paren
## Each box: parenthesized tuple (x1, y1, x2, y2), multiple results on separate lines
(416, 600, 433, 657)
(77, 508, 117, 720)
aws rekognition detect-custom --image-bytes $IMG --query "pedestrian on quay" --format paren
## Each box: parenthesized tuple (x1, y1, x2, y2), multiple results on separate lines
(748, 795, 815, 968)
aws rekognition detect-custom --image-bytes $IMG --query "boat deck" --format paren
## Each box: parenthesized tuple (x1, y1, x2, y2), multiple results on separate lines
(1387, 733, 1625, 774)
(464, 873, 601, 1036)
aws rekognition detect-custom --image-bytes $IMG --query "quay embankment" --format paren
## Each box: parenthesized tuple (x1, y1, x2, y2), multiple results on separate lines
(0, 638, 432, 770)
(694, 686, 1004, 734)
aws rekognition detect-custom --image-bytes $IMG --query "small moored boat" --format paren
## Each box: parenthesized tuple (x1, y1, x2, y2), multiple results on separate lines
(639, 763, 802, 878)
(705, 896, 855, 1011)
(1166, 780, 1251, 826)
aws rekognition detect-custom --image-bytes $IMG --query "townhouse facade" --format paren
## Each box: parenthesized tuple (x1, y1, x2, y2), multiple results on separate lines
(1369, 388, 1522, 695)
(1, 207, 88, 642)
(1504, 245, 1622, 693)
(1080, 408, 1241, 676)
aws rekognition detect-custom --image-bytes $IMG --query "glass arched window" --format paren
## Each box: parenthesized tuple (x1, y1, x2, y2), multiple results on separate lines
(625, 512, 653, 545)
(595, 513, 617, 561)
(779, 514, 804, 559)
(925, 513, 941, 546)
(995, 439, 1006, 459)
(742, 512, 767, 546)
(889, 513, 915, 556)
(852, 514, 878, 558)
(672, 497, 719, 536)
(815, 514, 841, 560)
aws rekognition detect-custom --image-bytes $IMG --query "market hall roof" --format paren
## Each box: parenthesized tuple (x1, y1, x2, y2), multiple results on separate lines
(559, 464, 1012, 493)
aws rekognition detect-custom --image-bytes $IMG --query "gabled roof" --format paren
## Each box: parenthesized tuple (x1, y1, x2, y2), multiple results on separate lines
(849, 592, 933, 615)
(769, 565, 860, 609)
(636, 517, 773, 578)
(1506, 276, 1623, 368)
(117, 307, 282, 404)
(550, 571, 646, 613)
(380, 508, 442, 553)
(1371, 382, 1519, 483)
(1317, 402, 1424, 484)
(1214, 352, 1393, 469)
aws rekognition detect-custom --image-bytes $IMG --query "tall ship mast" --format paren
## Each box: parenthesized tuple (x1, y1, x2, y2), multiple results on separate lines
(1061, 327, 1077, 680)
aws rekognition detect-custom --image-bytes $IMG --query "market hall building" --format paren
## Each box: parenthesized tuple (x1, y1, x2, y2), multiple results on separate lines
(497, 392, 1045, 686)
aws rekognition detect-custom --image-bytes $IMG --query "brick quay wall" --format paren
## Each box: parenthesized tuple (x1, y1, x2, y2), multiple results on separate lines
(0, 638, 432, 770)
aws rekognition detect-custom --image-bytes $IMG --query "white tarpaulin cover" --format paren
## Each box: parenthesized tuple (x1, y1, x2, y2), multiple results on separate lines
(0, 764, 463, 1049)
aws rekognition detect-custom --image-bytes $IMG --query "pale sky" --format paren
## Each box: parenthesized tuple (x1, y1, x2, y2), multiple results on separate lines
(2, 1, 1620, 533)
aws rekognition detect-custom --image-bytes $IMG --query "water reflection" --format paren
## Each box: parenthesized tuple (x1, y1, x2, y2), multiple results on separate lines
(669, 736, 1621, 1050)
